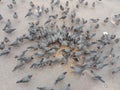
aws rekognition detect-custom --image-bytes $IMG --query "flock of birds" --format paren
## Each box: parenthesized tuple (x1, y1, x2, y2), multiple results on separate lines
(0, 0, 120, 90)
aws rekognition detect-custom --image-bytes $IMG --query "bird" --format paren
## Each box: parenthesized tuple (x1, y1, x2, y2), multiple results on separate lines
(30, 1, 35, 8)
(0, 14, 3, 20)
(12, 0, 16, 5)
(64, 84, 71, 90)
(16, 75, 32, 83)
(50, 3, 54, 11)
(13, 12, 18, 19)
(62, 8, 70, 15)
(37, 6, 41, 12)
(4, 19, 11, 29)
(60, 5, 64, 11)
(54, 0, 60, 6)
(20, 50, 28, 57)
(50, 0, 54, 4)
(79, 0, 85, 4)
(37, 87, 54, 90)
(84, 2, 88, 6)
(91, 70, 105, 83)
(54, 72, 67, 85)
(49, 14, 58, 19)
(30, 60, 41, 68)
(82, 18, 87, 24)
(25, 9, 33, 18)
(7, 4, 13, 9)
(12, 62, 24, 71)
(73, 57, 80, 62)
(95, 63, 108, 70)
(34, 51, 45, 58)
(47, 48, 57, 54)
(10, 38, 21, 46)
(17, 56, 34, 63)
(90, 18, 99, 23)
(3, 37, 10, 43)
(94, 24, 99, 29)
(3, 28, 16, 33)
(44, 19, 51, 25)
(44, 8, 49, 14)
(112, 67, 120, 74)
(73, 51, 84, 57)
(15, 50, 28, 59)
(71, 64, 89, 74)
(104, 17, 109, 23)
(0, 42, 5, 50)
(65, 1, 69, 7)
(92, 2, 95, 8)
(71, 10, 76, 18)
(0, 47, 11, 56)
(59, 16, 67, 20)
(27, 45, 39, 50)
(114, 38, 120, 43)
(76, 4, 79, 9)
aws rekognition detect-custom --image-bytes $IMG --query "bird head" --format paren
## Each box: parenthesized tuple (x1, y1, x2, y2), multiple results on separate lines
(31, 56, 34, 59)
(63, 72, 67, 75)
(68, 83, 71, 87)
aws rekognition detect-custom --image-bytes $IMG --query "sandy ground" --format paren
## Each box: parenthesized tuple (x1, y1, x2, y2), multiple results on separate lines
(0, 0, 120, 90)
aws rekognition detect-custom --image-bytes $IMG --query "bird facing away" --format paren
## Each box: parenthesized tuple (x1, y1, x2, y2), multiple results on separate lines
(91, 70, 105, 83)
(0, 47, 11, 56)
(54, 72, 67, 85)
(16, 75, 32, 83)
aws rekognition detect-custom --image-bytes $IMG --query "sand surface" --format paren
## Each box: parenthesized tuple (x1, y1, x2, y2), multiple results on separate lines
(0, 0, 120, 90)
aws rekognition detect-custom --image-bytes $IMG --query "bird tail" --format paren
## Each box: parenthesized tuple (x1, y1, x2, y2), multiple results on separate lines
(12, 67, 16, 72)
(37, 87, 42, 90)
(30, 64, 35, 68)
(54, 80, 58, 85)
(25, 15, 28, 18)
(16, 80, 21, 83)
(11, 28, 16, 31)
(0, 53, 3, 56)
